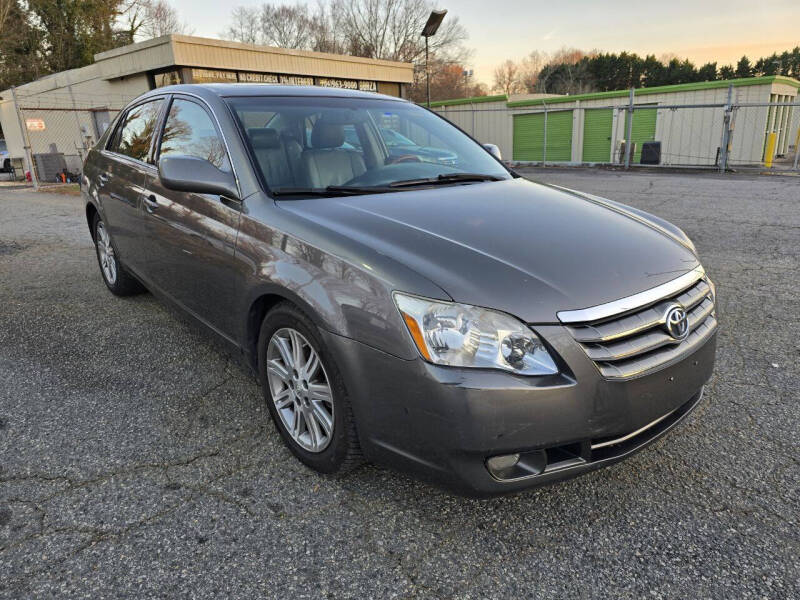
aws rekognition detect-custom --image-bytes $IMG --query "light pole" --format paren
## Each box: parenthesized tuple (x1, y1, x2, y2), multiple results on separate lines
(421, 9, 447, 108)
(462, 69, 473, 98)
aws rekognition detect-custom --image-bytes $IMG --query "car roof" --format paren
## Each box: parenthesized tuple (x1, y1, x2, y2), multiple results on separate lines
(147, 83, 409, 103)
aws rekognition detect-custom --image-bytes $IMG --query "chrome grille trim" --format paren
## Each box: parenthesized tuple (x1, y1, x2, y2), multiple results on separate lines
(590, 408, 677, 450)
(580, 297, 714, 362)
(560, 271, 717, 380)
(569, 280, 711, 344)
(596, 317, 717, 379)
(557, 266, 705, 324)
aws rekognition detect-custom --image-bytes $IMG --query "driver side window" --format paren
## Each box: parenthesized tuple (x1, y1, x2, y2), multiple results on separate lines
(159, 98, 231, 172)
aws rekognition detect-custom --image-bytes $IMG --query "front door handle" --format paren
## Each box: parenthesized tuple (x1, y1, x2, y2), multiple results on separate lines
(143, 194, 159, 213)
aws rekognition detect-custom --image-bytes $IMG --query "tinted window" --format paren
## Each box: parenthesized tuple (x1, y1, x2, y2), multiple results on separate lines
(112, 100, 163, 162)
(227, 96, 509, 191)
(159, 99, 231, 172)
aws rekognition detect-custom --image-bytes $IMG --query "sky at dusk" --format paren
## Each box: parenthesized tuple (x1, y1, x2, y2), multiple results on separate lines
(172, 0, 800, 84)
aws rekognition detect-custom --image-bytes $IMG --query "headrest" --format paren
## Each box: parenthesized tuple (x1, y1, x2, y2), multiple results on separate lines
(248, 128, 281, 150)
(311, 121, 344, 149)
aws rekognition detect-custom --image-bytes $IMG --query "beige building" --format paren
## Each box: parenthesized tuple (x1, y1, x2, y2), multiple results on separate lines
(0, 34, 414, 178)
(432, 76, 800, 168)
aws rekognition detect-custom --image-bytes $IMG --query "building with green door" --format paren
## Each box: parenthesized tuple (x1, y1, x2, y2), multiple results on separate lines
(431, 76, 799, 167)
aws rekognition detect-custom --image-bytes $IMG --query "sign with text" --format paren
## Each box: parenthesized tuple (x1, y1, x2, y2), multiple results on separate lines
(26, 118, 46, 131)
(239, 72, 280, 83)
(191, 69, 238, 83)
(317, 78, 359, 90)
(185, 68, 380, 92)
(280, 75, 314, 86)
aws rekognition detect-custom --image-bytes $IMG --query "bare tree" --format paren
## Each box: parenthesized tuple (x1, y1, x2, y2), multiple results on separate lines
(117, 0, 192, 41)
(223, 6, 262, 45)
(493, 59, 523, 95)
(329, 0, 468, 63)
(406, 60, 485, 103)
(0, 0, 14, 40)
(518, 50, 548, 93)
(139, 0, 193, 39)
(259, 3, 314, 49)
(222, 0, 468, 64)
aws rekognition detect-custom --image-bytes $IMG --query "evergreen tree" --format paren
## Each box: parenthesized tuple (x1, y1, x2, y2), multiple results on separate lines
(735, 56, 752, 78)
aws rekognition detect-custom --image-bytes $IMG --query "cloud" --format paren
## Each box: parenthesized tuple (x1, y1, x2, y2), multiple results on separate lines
(543, 29, 558, 41)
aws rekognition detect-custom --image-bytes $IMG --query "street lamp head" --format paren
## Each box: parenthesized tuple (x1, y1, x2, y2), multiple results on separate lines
(421, 9, 447, 37)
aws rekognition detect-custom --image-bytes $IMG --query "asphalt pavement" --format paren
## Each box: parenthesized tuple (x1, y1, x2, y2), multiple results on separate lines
(1, 169, 798, 598)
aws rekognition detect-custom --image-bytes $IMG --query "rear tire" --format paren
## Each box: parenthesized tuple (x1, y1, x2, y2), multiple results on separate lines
(258, 301, 363, 474)
(92, 213, 144, 296)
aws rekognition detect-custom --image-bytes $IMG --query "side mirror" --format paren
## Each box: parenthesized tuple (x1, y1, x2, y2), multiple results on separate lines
(158, 155, 239, 200)
(483, 143, 502, 160)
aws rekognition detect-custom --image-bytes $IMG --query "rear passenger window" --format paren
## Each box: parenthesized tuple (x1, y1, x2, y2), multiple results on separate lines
(159, 99, 231, 172)
(111, 100, 163, 162)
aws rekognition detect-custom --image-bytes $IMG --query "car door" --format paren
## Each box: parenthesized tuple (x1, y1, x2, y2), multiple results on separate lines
(141, 95, 242, 340)
(98, 98, 165, 275)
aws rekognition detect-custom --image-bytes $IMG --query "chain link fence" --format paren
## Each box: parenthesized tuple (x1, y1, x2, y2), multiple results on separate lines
(434, 96, 800, 174)
(10, 90, 130, 185)
(4, 88, 799, 188)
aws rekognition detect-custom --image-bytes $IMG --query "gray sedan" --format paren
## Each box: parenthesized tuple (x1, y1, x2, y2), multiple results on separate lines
(81, 84, 717, 496)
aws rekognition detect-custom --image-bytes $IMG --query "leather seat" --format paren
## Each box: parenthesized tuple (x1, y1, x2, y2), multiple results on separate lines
(248, 128, 295, 189)
(301, 121, 366, 188)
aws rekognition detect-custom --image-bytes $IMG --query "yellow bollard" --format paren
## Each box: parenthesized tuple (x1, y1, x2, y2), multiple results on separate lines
(764, 132, 777, 168)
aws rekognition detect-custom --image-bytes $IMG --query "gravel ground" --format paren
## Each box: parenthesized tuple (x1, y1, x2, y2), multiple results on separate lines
(1, 169, 798, 599)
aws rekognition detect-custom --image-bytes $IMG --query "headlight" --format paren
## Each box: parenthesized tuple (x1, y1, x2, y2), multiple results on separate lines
(393, 292, 558, 376)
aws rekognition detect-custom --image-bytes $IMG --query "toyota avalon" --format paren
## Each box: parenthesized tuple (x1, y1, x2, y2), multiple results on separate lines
(82, 84, 717, 496)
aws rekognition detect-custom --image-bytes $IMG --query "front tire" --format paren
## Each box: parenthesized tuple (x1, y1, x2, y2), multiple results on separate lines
(258, 302, 363, 474)
(92, 213, 144, 296)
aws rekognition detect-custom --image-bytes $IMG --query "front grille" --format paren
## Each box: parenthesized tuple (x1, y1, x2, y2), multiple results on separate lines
(564, 276, 717, 379)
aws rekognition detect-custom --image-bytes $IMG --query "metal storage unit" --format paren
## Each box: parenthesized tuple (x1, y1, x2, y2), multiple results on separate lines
(513, 110, 573, 162)
(582, 108, 613, 162)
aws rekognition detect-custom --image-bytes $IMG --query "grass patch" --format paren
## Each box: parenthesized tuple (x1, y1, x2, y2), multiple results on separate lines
(38, 183, 81, 196)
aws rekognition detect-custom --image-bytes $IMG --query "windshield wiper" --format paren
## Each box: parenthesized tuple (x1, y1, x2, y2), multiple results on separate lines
(388, 173, 503, 188)
(271, 185, 394, 197)
(271, 174, 503, 197)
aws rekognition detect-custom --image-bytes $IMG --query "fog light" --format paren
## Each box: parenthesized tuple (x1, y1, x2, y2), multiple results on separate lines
(486, 453, 520, 475)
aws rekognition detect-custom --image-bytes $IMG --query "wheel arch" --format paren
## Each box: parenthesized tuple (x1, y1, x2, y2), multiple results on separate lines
(86, 201, 100, 240)
(244, 286, 330, 371)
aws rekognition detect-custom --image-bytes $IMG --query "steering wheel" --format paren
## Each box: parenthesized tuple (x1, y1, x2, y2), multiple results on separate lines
(387, 154, 422, 164)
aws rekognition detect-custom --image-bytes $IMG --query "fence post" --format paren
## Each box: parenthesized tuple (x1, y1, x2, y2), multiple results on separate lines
(10, 86, 38, 190)
(793, 125, 800, 171)
(623, 87, 634, 169)
(718, 84, 733, 174)
(542, 101, 548, 166)
(471, 102, 476, 137)
(67, 83, 87, 162)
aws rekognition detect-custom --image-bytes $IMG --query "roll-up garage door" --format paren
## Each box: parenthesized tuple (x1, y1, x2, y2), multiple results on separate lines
(513, 110, 573, 162)
(624, 105, 657, 163)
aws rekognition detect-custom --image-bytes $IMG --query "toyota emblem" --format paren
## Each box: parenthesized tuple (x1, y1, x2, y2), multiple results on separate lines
(664, 305, 689, 340)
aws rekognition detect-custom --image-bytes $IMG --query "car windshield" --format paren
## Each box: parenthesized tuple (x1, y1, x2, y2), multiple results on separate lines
(380, 128, 415, 147)
(225, 95, 510, 195)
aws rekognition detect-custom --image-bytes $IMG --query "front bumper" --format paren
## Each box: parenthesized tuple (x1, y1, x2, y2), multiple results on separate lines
(322, 324, 716, 497)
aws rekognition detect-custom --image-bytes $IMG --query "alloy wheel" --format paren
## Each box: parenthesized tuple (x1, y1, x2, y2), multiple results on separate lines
(96, 221, 117, 284)
(266, 327, 334, 453)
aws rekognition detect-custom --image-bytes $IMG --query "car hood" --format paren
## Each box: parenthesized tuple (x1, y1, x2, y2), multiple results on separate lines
(277, 177, 699, 323)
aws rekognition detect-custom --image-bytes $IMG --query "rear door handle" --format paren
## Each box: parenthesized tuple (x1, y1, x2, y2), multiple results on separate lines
(143, 194, 159, 213)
